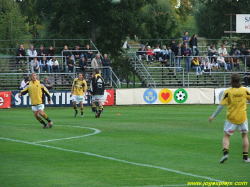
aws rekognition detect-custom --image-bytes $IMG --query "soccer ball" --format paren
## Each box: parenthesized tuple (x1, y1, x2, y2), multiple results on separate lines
(110, 0, 121, 4)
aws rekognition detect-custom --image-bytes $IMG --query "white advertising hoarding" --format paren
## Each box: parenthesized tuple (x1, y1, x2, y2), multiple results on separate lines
(116, 88, 214, 105)
(236, 14, 250, 33)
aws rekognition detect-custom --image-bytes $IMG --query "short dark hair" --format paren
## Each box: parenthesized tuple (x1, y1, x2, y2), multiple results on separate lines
(94, 69, 99, 74)
(231, 73, 241, 88)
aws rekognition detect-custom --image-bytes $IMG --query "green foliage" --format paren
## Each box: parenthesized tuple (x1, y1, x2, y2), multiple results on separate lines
(195, 0, 250, 39)
(0, 0, 30, 54)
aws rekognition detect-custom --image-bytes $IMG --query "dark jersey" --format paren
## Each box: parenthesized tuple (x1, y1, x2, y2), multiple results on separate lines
(90, 74, 105, 95)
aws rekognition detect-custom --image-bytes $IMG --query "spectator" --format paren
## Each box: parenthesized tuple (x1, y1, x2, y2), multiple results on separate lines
(79, 56, 88, 74)
(190, 34, 199, 56)
(230, 45, 240, 56)
(102, 54, 111, 83)
(19, 77, 29, 90)
(43, 76, 53, 90)
(47, 45, 55, 59)
(49, 56, 60, 73)
(84, 44, 94, 61)
(136, 45, 147, 61)
(153, 44, 161, 61)
(217, 53, 228, 72)
(62, 45, 72, 64)
(27, 45, 37, 61)
(231, 53, 241, 71)
(16, 44, 26, 64)
(183, 43, 192, 72)
(240, 44, 250, 56)
(191, 57, 202, 75)
(37, 45, 46, 61)
(40, 56, 50, 73)
(30, 57, 40, 73)
(183, 31, 190, 46)
(66, 55, 75, 73)
(146, 46, 153, 63)
(72, 45, 81, 62)
(160, 45, 169, 64)
(174, 42, 184, 72)
(201, 54, 210, 72)
(170, 39, 176, 66)
(217, 44, 228, 57)
(224, 55, 232, 71)
(244, 70, 250, 87)
(91, 53, 102, 74)
(208, 45, 217, 63)
(211, 58, 219, 72)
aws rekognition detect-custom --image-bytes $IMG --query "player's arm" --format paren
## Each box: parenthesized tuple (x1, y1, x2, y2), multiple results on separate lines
(70, 80, 75, 97)
(209, 104, 224, 122)
(83, 81, 87, 99)
(18, 85, 29, 97)
(41, 84, 51, 104)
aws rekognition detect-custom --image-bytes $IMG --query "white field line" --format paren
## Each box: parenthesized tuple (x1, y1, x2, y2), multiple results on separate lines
(0, 137, 223, 183)
(32, 125, 101, 143)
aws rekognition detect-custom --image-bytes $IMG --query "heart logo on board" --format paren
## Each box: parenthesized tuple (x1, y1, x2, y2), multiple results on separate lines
(161, 92, 170, 101)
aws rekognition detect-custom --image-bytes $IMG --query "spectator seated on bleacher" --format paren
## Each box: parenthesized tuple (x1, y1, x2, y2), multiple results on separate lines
(146, 46, 154, 64)
(40, 56, 50, 73)
(231, 53, 242, 71)
(78, 56, 88, 74)
(160, 45, 169, 65)
(230, 45, 241, 57)
(136, 45, 147, 61)
(211, 57, 219, 72)
(201, 54, 210, 72)
(16, 44, 26, 64)
(240, 44, 250, 68)
(153, 44, 161, 62)
(208, 45, 217, 62)
(84, 44, 94, 61)
(42, 76, 53, 90)
(72, 45, 82, 62)
(62, 45, 72, 66)
(191, 57, 202, 75)
(66, 55, 76, 73)
(49, 56, 60, 73)
(217, 44, 228, 57)
(30, 57, 40, 73)
(47, 45, 55, 60)
(27, 45, 37, 62)
(37, 45, 46, 61)
(224, 56, 232, 71)
(19, 77, 29, 90)
(217, 53, 228, 72)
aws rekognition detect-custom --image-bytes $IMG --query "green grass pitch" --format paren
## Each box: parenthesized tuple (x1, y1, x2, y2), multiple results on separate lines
(0, 105, 249, 187)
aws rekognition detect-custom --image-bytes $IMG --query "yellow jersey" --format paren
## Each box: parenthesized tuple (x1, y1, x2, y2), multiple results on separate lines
(72, 78, 87, 96)
(220, 87, 250, 124)
(21, 80, 51, 105)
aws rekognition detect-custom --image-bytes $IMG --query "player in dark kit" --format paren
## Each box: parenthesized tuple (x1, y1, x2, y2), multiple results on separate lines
(90, 69, 105, 118)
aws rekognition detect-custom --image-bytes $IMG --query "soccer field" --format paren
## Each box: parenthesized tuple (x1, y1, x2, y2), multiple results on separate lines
(0, 105, 249, 187)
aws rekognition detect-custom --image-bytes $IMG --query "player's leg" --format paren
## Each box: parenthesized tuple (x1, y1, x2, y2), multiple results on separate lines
(220, 132, 231, 163)
(91, 95, 97, 113)
(242, 133, 250, 162)
(32, 107, 47, 129)
(95, 102, 103, 118)
(39, 108, 52, 128)
(80, 101, 84, 117)
(73, 101, 78, 117)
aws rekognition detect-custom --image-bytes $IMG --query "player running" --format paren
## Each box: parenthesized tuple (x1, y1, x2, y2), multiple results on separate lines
(18, 73, 53, 129)
(209, 73, 250, 163)
(70, 73, 87, 117)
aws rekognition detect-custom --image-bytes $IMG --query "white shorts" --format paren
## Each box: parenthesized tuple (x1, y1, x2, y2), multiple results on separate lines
(72, 95, 84, 104)
(92, 95, 106, 102)
(32, 104, 44, 111)
(224, 120, 249, 135)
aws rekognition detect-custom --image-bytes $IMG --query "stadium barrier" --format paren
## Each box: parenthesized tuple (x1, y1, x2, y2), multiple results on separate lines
(8, 89, 114, 108)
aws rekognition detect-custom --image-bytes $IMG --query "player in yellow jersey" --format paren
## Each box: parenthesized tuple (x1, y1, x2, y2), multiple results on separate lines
(18, 73, 53, 129)
(70, 73, 87, 117)
(209, 73, 250, 163)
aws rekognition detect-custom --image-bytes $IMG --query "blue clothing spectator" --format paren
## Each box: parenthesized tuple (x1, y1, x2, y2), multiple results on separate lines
(79, 56, 88, 74)
(183, 31, 190, 46)
(40, 57, 50, 73)
(102, 54, 111, 83)
(183, 44, 192, 72)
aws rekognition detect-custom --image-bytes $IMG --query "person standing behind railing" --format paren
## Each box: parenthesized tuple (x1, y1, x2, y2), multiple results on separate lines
(16, 44, 26, 64)
(102, 54, 111, 83)
(183, 43, 192, 73)
(170, 39, 176, 67)
(91, 53, 102, 74)
(190, 34, 199, 56)
(174, 42, 184, 72)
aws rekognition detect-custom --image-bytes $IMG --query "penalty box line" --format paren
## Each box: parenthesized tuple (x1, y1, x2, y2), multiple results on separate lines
(0, 137, 223, 183)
